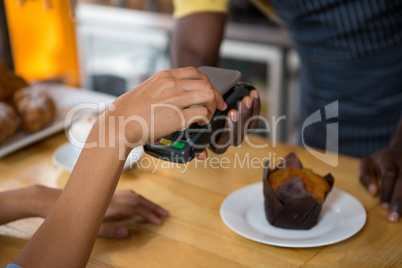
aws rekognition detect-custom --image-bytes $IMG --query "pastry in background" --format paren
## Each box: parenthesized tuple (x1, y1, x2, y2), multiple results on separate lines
(13, 87, 56, 133)
(0, 78, 10, 102)
(0, 63, 29, 103)
(0, 64, 11, 102)
(0, 62, 57, 138)
(0, 102, 20, 143)
(7, 74, 29, 98)
(263, 152, 334, 229)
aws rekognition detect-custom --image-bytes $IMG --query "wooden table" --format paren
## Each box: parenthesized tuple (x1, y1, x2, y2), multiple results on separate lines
(0, 133, 401, 267)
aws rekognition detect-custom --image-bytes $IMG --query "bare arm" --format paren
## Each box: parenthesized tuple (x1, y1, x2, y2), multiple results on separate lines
(170, 12, 261, 157)
(0, 185, 59, 225)
(0, 185, 168, 239)
(170, 12, 227, 68)
(12, 67, 226, 267)
(13, 129, 132, 266)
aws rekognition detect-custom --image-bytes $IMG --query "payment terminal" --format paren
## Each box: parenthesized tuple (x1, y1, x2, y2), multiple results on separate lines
(144, 66, 254, 163)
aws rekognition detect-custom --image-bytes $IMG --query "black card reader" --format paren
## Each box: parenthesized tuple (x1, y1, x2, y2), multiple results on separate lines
(143, 66, 253, 163)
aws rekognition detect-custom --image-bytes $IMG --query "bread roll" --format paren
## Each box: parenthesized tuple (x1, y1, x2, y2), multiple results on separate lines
(0, 102, 20, 143)
(0, 64, 28, 103)
(0, 80, 10, 102)
(13, 87, 56, 133)
(7, 75, 29, 98)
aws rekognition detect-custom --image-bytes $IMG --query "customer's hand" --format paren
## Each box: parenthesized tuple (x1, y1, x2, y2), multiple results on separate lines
(360, 147, 402, 222)
(111, 67, 226, 147)
(99, 190, 169, 239)
(196, 89, 260, 159)
(11, 68, 227, 267)
(1, 185, 168, 239)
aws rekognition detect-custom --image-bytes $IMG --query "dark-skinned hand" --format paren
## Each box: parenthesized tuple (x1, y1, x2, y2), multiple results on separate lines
(196, 89, 261, 160)
(360, 147, 402, 222)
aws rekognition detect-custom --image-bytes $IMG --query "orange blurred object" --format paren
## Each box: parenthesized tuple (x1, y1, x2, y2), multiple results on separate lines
(4, 0, 79, 86)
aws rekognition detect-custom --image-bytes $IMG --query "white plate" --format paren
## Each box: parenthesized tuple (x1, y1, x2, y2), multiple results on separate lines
(0, 84, 116, 158)
(52, 143, 144, 172)
(220, 183, 366, 248)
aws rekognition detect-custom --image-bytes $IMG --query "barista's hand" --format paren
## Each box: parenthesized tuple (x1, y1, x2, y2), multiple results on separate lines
(196, 89, 260, 159)
(360, 147, 402, 222)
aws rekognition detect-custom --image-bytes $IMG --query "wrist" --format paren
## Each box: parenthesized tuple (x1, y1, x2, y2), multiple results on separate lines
(0, 185, 60, 225)
(389, 133, 402, 151)
(389, 140, 402, 151)
(102, 105, 147, 154)
(29, 185, 61, 218)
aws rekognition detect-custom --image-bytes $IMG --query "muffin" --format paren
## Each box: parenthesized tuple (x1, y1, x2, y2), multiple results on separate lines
(263, 152, 334, 229)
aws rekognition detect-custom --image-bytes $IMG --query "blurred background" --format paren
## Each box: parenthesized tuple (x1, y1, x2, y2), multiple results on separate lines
(0, 0, 300, 142)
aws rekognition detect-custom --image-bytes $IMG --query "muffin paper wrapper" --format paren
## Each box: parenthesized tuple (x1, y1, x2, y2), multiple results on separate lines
(263, 152, 334, 229)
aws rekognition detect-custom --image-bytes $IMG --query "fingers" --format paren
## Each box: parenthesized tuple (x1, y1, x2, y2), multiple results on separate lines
(388, 173, 402, 222)
(196, 150, 208, 160)
(369, 152, 399, 209)
(235, 96, 253, 146)
(99, 190, 170, 238)
(377, 160, 397, 207)
(137, 195, 169, 217)
(208, 91, 259, 154)
(176, 87, 217, 111)
(360, 150, 402, 223)
(133, 195, 169, 225)
(98, 223, 129, 239)
(248, 90, 261, 129)
(174, 79, 212, 93)
(169, 79, 227, 119)
(213, 88, 227, 111)
(153, 68, 227, 133)
(183, 106, 212, 126)
(185, 84, 226, 112)
(117, 194, 168, 226)
(135, 206, 165, 225)
(170, 68, 225, 111)
(209, 109, 237, 154)
(106, 190, 168, 224)
(359, 156, 379, 196)
(193, 88, 219, 119)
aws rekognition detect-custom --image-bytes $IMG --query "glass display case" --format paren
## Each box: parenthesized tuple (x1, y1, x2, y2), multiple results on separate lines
(76, 4, 171, 95)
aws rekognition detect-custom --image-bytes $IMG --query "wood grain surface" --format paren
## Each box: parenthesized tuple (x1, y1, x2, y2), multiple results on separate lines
(0, 133, 400, 267)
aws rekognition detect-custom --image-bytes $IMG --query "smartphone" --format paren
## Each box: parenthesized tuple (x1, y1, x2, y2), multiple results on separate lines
(143, 66, 253, 163)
